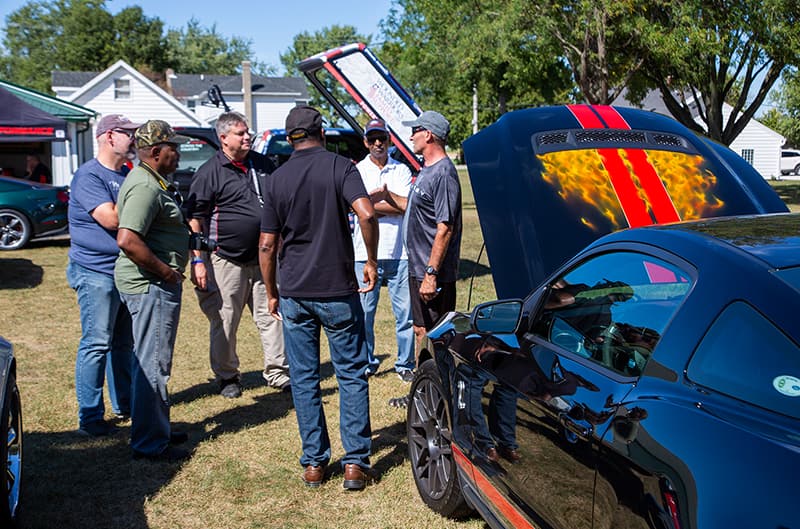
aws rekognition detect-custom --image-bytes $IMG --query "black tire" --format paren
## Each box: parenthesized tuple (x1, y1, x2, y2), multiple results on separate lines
(794, 164, 800, 176)
(407, 359, 470, 518)
(0, 374, 22, 526)
(0, 210, 31, 251)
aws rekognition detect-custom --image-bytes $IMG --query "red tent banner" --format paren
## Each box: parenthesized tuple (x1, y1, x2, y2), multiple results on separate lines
(0, 86, 67, 142)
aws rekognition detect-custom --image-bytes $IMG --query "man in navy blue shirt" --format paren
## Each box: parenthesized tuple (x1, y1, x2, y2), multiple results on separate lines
(259, 105, 379, 490)
(67, 114, 140, 436)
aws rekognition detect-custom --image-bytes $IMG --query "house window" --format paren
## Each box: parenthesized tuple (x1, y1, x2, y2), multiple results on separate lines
(114, 79, 131, 100)
(741, 148, 754, 165)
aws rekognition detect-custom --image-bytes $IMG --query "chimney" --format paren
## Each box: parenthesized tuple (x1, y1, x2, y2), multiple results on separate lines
(165, 68, 176, 96)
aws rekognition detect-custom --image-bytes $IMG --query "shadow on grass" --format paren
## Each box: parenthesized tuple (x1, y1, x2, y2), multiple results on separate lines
(0, 258, 43, 289)
(458, 257, 490, 280)
(21, 429, 183, 528)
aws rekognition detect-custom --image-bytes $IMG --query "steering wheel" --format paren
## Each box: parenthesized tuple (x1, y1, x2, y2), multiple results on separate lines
(600, 323, 627, 368)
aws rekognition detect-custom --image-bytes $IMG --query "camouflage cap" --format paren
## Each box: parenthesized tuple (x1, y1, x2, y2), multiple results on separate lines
(135, 120, 189, 148)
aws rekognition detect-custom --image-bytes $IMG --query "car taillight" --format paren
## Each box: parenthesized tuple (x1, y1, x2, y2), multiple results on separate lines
(56, 190, 69, 203)
(663, 490, 681, 529)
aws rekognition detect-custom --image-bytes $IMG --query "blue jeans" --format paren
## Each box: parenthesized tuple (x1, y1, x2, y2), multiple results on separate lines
(66, 261, 133, 426)
(120, 282, 182, 455)
(354, 260, 414, 373)
(280, 294, 371, 469)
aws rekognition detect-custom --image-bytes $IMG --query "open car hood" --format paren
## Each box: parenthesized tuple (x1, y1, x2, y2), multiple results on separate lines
(463, 105, 788, 298)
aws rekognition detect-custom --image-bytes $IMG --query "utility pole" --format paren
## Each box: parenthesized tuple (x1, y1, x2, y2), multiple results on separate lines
(242, 61, 253, 127)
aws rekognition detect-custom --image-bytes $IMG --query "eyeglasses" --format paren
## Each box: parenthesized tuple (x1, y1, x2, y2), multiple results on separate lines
(366, 134, 388, 144)
(112, 129, 135, 139)
(411, 126, 428, 135)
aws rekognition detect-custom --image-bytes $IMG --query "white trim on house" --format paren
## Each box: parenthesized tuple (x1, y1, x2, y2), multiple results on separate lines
(65, 60, 203, 127)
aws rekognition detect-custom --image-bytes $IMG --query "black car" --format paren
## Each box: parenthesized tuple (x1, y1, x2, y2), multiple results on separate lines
(253, 127, 367, 167)
(171, 127, 220, 199)
(0, 336, 22, 526)
(406, 105, 799, 529)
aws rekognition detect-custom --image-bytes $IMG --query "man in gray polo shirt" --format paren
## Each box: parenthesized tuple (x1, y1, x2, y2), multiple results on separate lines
(402, 111, 462, 342)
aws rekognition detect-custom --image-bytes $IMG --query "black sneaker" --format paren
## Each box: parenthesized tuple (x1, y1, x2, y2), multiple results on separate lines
(397, 370, 415, 383)
(219, 378, 242, 399)
(132, 445, 192, 462)
(78, 420, 119, 437)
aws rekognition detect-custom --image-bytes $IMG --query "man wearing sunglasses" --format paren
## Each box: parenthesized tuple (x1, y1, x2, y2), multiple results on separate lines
(401, 111, 462, 356)
(352, 119, 415, 382)
(67, 114, 140, 437)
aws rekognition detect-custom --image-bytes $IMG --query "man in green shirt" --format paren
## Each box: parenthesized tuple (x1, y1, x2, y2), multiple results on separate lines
(115, 120, 191, 462)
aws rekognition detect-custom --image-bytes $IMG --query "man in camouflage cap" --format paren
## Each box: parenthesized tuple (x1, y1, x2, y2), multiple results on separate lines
(115, 119, 192, 461)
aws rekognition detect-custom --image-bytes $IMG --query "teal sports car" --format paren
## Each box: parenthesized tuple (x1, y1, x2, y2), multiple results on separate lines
(0, 176, 69, 250)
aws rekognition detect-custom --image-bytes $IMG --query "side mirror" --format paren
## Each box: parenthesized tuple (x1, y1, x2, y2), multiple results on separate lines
(470, 299, 523, 334)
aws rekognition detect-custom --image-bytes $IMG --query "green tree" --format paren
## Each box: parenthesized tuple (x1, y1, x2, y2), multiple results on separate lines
(761, 68, 800, 148)
(280, 25, 370, 126)
(164, 18, 253, 75)
(525, 0, 648, 105)
(640, 0, 800, 145)
(380, 0, 571, 145)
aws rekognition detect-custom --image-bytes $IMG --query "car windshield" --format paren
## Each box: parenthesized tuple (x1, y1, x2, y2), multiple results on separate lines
(177, 139, 216, 172)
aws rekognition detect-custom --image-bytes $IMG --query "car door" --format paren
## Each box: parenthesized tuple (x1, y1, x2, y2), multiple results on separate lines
(463, 248, 693, 529)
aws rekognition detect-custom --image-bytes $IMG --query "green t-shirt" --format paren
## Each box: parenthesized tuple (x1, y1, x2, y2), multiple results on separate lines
(114, 164, 189, 294)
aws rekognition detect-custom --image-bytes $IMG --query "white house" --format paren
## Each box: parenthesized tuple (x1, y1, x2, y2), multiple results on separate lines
(614, 89, 785, 179)
(52, 60, 310, 143)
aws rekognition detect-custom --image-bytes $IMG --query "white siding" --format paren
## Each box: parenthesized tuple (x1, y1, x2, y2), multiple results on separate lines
(188, 95, 308, 133)
(728, 116, 784, 179)
(67, 64, 202, 158)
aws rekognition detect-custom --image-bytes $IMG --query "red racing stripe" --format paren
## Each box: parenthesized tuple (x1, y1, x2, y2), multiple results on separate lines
(567, 104, 604, 128)
(594, 105, 630, 129)
(625, 149, 681, 223)
(599, 149, 654, 226)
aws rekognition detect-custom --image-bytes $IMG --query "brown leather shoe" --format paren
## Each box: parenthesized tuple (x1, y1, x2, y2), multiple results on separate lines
(343, 464, 372, 490)
(486, 447, 500, 463)
(302, 464, 326, 488)
(498, 446, 521, 463)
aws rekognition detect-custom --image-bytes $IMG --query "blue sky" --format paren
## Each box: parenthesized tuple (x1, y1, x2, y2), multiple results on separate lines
(0, 0, 395, 73)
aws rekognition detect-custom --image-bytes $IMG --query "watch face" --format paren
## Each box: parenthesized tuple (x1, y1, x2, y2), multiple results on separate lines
(425, 266, 437, 275)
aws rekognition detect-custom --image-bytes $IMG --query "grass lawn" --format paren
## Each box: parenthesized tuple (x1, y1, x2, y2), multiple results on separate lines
(1, 172, 796, 529)
(0, 170, 495, 529)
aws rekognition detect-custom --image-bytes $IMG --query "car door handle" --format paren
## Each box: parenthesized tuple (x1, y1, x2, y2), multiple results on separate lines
(559, 414, 593, 442)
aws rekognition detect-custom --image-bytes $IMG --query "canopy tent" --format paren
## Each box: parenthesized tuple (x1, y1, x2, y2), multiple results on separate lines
(0, 85, 67, 143)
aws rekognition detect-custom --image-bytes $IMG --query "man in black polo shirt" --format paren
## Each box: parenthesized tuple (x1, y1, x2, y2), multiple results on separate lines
(259, 105, 379, 491)
(187, 111, 290, 398)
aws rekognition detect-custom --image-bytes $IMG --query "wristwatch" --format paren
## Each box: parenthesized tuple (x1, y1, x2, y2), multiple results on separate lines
(425, 265, 438, 276)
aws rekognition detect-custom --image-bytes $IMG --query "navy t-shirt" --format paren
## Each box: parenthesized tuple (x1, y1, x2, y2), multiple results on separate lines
(261, 146, 368, 297)
(68, 158, 128, 275)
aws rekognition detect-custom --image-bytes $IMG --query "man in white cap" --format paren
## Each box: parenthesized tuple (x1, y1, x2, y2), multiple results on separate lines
(67, 114, 140, 436)
(353, 118, 415, 381)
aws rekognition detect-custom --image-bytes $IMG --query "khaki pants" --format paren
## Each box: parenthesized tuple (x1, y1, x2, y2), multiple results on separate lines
(195, 254, 289, 388)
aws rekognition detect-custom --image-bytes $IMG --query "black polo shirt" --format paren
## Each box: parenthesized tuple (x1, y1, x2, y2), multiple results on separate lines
(261, 146, 368, 297)
(187, 150, 275, 264)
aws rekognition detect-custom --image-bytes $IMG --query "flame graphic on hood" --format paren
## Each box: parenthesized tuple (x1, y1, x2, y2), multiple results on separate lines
(538, 149, 724, 232)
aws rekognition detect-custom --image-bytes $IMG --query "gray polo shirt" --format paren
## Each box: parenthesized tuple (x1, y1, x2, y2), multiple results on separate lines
(405, 157, 462, 282)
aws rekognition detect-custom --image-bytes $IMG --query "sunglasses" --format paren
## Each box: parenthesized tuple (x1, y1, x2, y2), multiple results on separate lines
(366, 134, 388, 144)
(112, 128, 135, 139)
(411, 125, 427, 135)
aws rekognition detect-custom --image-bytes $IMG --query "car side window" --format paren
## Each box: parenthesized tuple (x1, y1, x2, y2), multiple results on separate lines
(528, 251, 692, 376)
(687, 302, 800, 420)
